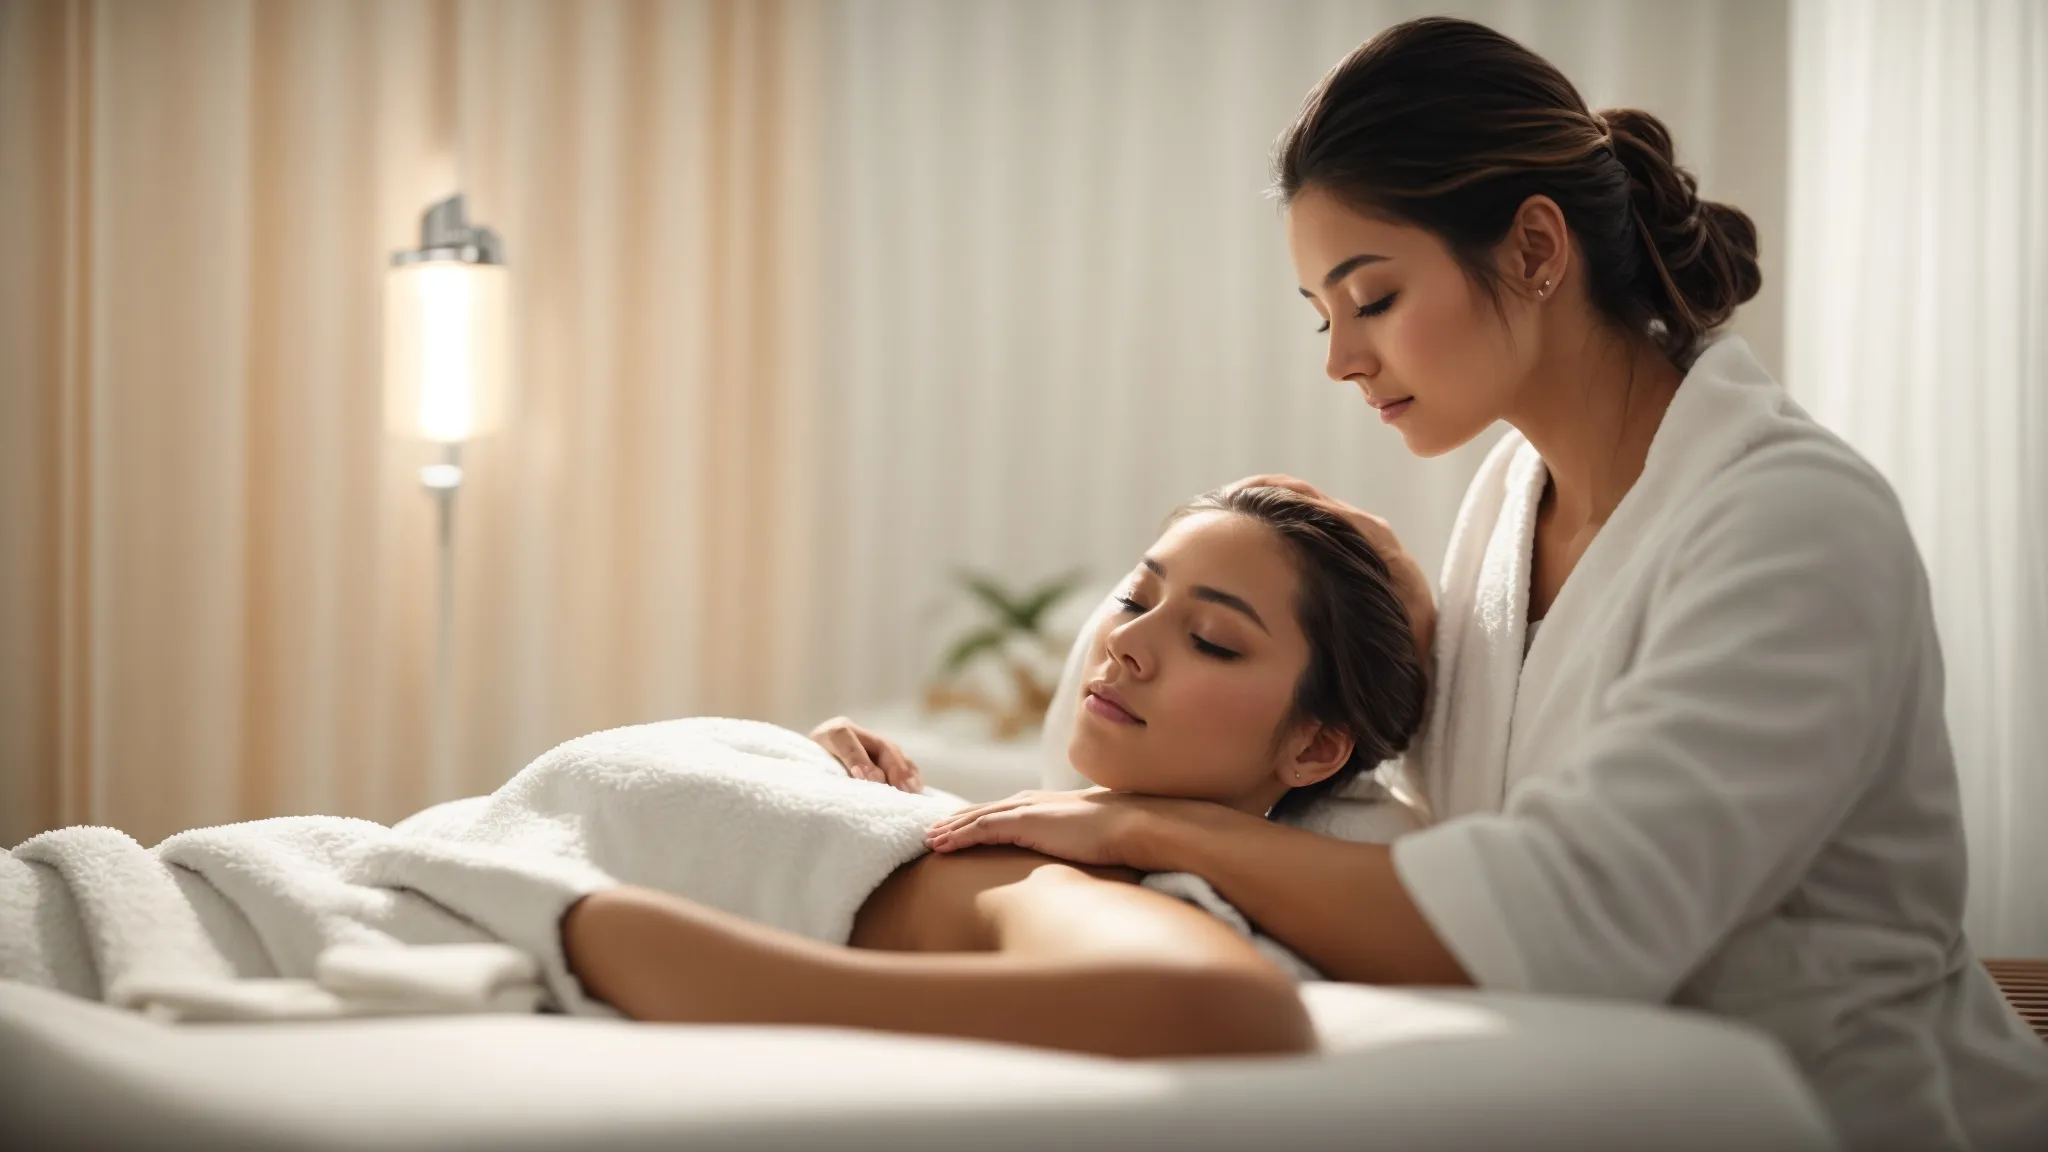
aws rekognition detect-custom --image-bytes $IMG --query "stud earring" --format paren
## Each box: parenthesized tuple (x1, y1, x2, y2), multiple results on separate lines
(1293, 771, 1303, 780)
(1538, 277, 1552, 299)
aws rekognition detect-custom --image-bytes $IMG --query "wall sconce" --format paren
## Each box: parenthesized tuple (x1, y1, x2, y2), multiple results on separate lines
(384, 193, 508, 793)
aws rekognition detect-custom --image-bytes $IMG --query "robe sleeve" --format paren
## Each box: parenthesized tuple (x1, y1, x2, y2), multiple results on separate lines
(1390, 449, 1928, 1001)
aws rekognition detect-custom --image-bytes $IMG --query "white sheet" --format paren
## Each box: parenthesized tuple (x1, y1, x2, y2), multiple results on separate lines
(0, 978, 1834, 1152)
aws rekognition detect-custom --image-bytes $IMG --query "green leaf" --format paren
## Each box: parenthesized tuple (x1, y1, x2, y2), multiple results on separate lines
(1011, 569, 1086, 630)
(957, 570, 1033, 631)
(940, 625, 1010, 675)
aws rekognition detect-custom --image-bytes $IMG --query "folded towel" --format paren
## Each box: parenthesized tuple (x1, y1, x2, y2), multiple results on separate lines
(4, 718, 961, 1022)
(348, 717, 962, 1015)
(126, 973, 546, 1024)
(315, 942, 541, 1010)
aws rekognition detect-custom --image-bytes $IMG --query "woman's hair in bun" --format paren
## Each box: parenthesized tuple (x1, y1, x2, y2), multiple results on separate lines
(1275, 17, 1761, 367)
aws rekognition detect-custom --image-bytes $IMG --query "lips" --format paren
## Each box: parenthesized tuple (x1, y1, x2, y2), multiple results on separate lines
(1082, 680, 1145, 726)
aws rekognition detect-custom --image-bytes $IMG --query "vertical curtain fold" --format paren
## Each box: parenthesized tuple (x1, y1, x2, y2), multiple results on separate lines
(0, 0, 822, 847)
(813, 0, 1790, 717)
(1787, 0, 2047, 955)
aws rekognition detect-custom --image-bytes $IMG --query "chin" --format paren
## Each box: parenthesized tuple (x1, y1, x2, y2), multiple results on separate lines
(1404, 417, 1491, 459)
(1065, 727, 1148, 792)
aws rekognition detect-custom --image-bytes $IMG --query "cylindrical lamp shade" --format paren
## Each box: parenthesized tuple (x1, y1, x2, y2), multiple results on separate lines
(383, 261, 510, 442)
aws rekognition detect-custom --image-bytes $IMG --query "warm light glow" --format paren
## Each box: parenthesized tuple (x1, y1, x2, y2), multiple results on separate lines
(420, 463, 464, 490)
(384, 261, 509, 442)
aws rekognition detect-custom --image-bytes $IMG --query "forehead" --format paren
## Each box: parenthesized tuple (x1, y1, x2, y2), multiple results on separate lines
(1149, 511, 1300, 617)
(1284, 187, 1438, 275)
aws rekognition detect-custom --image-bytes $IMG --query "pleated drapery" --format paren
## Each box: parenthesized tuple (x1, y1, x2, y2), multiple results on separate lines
(0, 0, 821, 846)
(1786, 0, 2048, 955)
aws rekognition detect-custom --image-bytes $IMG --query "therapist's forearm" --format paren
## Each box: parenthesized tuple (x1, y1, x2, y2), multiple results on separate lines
(1127, 805, 1473, 987)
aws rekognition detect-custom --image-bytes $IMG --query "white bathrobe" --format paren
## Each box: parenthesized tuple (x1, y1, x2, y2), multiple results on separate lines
(1390, 337, 2048, 1151)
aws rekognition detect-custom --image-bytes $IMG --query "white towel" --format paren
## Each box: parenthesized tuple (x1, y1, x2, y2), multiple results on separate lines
(2, 718, 960, 1022)
(2, 818, 513, 1022)
(348, 717, 962, 1015)
(1396, 429, 1548, 823)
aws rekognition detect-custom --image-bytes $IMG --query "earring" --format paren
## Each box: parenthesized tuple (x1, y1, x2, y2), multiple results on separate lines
(1538, 278, 1552, 299)
(1293, 771, 1303, 780)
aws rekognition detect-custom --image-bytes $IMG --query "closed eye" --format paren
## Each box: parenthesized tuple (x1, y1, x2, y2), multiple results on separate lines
(1314, 291, 1398, 334)
(1115, 596, 1241, 661)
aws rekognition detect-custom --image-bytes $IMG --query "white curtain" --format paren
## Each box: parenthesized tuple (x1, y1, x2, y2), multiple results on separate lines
(813, 0, 1791, 713)
(1786, 0, 2048, 956)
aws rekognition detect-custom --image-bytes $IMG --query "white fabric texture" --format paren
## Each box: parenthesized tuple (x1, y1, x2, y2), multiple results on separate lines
(0, 718, 962, 1021)
(0, 978, 1838, 1152)
(350, 718, 963, 1015)
(1785, 0, 2048, 958)
(0, 818, 523, 1022)
(1390, 337, 2048, 1151)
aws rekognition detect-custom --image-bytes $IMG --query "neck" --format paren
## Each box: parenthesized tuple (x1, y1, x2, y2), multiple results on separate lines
(1242, 779, 1293, 817)
(1102, 782, 1289, 819)
(1505, 321, 1683, 532)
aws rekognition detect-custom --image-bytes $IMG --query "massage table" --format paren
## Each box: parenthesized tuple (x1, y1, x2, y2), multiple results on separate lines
(0, 977, 1834, 1151)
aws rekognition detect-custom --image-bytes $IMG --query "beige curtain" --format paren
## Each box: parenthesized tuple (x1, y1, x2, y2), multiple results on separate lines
(0, 0, 820, 848)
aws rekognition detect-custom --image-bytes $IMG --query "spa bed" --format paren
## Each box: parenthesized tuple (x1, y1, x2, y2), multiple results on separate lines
(0, 977, 1834, 1151)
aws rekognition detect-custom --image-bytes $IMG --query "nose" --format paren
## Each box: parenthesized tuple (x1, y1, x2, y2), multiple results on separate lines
(1102, 616, 1152, 679)
(1324, 326, 1381, 384)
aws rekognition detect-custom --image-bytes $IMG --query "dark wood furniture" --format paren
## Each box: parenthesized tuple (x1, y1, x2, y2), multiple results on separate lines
(1984, 958, 2048, 1041)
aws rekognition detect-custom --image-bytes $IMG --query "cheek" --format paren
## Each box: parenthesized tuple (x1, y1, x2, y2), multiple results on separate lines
(1152, 666, 1293, 784)
(1391, 283, 1518, 450)
(1394, 286, 1491, 389)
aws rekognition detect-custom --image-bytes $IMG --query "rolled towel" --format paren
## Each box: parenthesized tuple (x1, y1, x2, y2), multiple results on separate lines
(315, 942, 542, 1012)
(127, 973, 544, 1024)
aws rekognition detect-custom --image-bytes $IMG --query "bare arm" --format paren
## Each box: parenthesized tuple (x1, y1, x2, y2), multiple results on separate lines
(1124, 802, 1470, 986)
(926, 792, 1470, 986)
(561, 856, 1313, 1059)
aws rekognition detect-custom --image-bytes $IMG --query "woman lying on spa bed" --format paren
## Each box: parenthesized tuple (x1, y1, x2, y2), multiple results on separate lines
(560, 483, 1427, 1060)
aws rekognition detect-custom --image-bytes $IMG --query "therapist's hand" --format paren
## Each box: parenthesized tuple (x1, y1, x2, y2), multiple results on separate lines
(925, 789, 1192, 869)
(1225, 473, 1436, 675)
(808, 717, 923, 792)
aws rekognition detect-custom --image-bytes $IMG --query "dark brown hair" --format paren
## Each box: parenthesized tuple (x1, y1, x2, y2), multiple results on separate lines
(1275, 17, 1761, 368)
(1171, 486, 1427, 819)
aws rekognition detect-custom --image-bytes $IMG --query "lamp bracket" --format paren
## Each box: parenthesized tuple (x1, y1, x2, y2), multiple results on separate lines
(392, 193, 505, 267)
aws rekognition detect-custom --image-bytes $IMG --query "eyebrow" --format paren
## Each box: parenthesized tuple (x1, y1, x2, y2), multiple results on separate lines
(1297, 252, 1389, 297)
(1140, 557, 1270, 634)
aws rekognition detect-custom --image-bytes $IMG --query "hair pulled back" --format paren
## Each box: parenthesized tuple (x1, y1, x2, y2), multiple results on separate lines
(1276, 17, 1761, 366)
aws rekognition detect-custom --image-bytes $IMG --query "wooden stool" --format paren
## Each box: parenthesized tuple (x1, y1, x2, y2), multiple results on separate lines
(1984, 958, 2048, 1040)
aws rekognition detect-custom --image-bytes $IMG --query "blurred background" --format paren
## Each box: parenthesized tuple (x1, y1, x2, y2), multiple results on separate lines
(0, 0, 2040, 954)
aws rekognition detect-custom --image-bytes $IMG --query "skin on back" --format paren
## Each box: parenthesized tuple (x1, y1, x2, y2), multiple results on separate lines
(848, 845, 1140, 953)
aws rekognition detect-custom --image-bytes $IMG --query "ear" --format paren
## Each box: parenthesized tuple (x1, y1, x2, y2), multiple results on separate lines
(1499, 194, 1572, 299)
(1276, 722, 1356, 790)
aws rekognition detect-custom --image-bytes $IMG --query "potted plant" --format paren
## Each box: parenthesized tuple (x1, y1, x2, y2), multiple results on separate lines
(923, 569, 1086, 740)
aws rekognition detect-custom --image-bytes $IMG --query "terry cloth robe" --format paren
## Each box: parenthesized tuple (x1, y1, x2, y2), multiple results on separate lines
(1391, 336, 2048, 1151)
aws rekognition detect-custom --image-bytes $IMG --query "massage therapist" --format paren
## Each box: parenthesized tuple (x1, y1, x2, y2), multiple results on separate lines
(922, 17, 2048, 1150)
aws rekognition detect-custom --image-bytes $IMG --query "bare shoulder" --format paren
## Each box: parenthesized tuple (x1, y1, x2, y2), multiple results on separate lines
(849, 846, 1138, 953)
